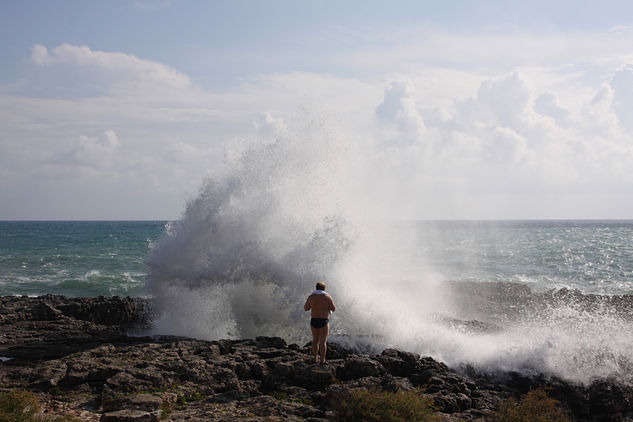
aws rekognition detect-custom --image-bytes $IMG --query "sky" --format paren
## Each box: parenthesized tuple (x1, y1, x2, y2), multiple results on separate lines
(2, 1, 633, 220)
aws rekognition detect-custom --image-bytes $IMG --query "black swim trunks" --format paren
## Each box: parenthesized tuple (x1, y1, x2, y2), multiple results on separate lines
(310, 317, 329, 329)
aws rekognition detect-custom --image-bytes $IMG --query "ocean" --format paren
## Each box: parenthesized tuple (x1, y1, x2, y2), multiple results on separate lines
(2, 219, 633, 384)
(0, 221, 166, 297)
(3, 220, 632, 298)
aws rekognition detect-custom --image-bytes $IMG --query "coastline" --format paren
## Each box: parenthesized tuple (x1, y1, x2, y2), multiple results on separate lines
(1, 294, 633, 421)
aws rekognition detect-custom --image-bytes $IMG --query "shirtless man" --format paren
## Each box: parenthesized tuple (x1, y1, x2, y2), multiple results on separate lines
(304, 282, 336, 364)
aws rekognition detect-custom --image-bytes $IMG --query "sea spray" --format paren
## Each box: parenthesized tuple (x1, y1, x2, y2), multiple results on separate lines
(146, 114, 633, 385)
(146, 114, 360, 341)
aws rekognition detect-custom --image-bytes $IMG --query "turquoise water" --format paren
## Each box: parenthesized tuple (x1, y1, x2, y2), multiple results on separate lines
(0, 221, 166, 297)
(1, 220, 633, 297)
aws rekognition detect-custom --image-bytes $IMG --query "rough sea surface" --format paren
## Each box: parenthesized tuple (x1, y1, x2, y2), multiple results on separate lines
(0, 221, 166, 297)
(2, 220, 632, 297)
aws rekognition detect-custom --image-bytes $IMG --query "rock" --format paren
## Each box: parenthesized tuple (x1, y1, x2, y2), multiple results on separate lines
(120, 394, 164, 412)
(3, 294, 633, 421)
(325, 342, 352, 359)
(273, 361, 295, 379)
(380, 374, 414, 392)
(294, 363, 337, 388)
(106, 371, 137, 389)
(56, 296, 150, 327)
(433, 393, 473, 413)
(31, 301, 63, 320)
(256, 336, 287, 349)
(35, 360, 68, 387)
(377, 348, 421, 377)
(248, 360, 270, 379)
(339, 356, 386, 381)
(100, 410, 160, 422)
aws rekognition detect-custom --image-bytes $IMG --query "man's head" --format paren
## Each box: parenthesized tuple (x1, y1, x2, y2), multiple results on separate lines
(316, 282, 326, 291)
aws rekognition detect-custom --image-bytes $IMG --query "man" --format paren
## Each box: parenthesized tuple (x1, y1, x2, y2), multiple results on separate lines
(304, 281, 336, 364)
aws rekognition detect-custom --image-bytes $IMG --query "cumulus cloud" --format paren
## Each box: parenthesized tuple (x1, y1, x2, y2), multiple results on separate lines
(475, 71, 531, 127)
(366, 68, 633, 218)
(376, 79, 426, 146)
(534, 92, 571, 127)
(70, 129, 121, 166)
(254, 113, 287, 139)
(609, 65, 633, 131)
(30, 43, 191, 91)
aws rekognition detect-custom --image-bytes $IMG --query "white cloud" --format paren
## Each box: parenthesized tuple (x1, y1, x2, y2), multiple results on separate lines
(73, 129, 120, 165)
(534, 92, 571, 127)
(30, 43, 191, 90)
(376, 78, 426, 147)
(362, 67, 633, 219)
(254, 113, 287, 139)
(609, 65, 633, 131)
(4, 32, 633, 219)
(346, 27, 633, 76)
(474, 72, 531, 128)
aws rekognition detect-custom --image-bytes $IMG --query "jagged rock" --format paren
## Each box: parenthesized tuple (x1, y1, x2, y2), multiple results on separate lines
(2, 295, 633, 421)
(248, 360, 270, 379)
(35, 360, 68, 387)
(120, 394, 164, 412)
(294, 363, 337, 388)
(339, 356, 386, 381)
(106, 371, 137, 388)
(324, 342, 352, 359)
(380, 374, 415, 392)
(377, 348, 421, 376)
(433, 392, 473, 413)
(31, 301, 63, 320)
(273, 361, 295, 378)
(256, 336, 287, 348)
(100, 409, 160, 422)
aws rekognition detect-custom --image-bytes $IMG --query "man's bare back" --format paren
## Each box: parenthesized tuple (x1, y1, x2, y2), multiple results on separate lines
(304, 292, 336, 318)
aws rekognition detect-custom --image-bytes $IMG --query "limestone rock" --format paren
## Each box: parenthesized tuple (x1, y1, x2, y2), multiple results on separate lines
(100, 409, 160, 422)
(2, 295, 633, 421)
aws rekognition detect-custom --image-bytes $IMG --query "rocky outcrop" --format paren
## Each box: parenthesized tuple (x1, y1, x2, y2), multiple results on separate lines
(1, 295, 633, 421)
(0, 294, 151, 326)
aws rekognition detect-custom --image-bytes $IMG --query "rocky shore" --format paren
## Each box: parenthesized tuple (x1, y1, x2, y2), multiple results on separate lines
(1, 295, 633, 421)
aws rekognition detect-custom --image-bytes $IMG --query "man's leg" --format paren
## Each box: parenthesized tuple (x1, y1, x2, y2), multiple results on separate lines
(310, 326, 319, 363)
(317, 323, 330, 363)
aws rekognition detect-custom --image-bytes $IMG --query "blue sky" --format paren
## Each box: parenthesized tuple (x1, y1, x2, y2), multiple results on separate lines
(4, 1, 633, 86)
(2, 1, 633, 219)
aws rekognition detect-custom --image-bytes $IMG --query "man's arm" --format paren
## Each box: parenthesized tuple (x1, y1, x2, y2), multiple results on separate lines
(304, 296, 312, 311)
(328, 296, 336, 312)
